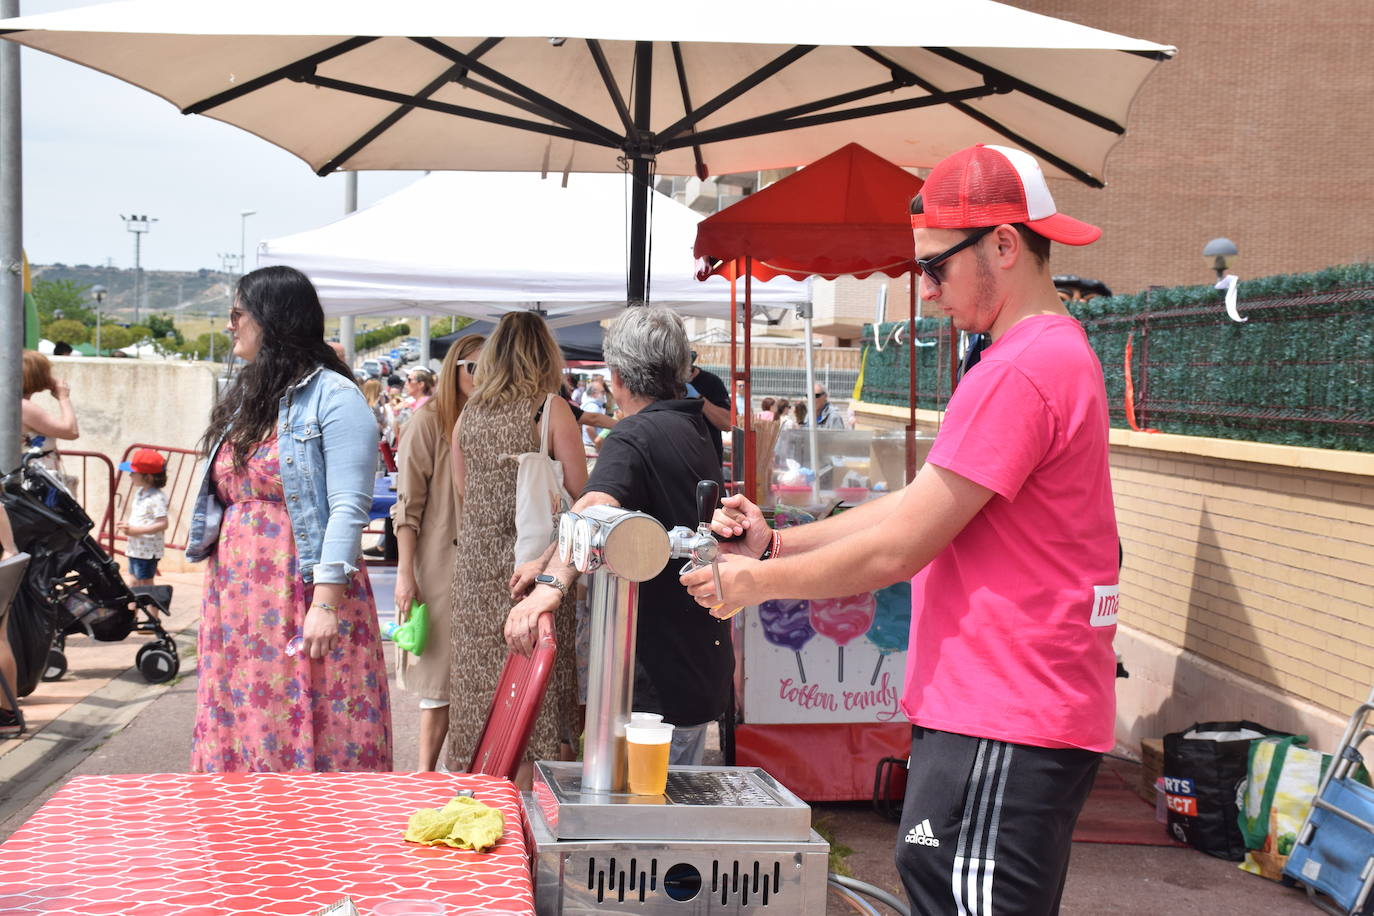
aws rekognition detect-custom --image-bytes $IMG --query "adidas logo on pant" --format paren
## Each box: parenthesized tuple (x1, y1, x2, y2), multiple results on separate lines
(904, 818, 941, 847)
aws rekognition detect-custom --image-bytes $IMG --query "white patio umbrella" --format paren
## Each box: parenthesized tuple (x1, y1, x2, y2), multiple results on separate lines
(0, 0, 1176, 305)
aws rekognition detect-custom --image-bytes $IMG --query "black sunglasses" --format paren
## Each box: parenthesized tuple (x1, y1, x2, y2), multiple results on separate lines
(916, 226, 996, 288)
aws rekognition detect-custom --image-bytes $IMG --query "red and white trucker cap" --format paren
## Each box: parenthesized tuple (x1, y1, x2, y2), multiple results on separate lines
(910, 144, 1101, 246)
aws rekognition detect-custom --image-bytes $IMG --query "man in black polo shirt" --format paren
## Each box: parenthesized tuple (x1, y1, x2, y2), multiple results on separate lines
(505, 307, 731, 765)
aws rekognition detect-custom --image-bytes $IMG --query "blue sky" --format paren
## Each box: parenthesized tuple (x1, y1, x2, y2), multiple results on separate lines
(17, 0, 424, 271)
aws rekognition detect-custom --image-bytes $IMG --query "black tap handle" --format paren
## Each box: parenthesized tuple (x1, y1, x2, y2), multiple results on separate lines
(696, 479, 720, 527)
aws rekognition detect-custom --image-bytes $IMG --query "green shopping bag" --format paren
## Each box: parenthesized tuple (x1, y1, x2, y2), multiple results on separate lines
(1238, 735, 1326, 881)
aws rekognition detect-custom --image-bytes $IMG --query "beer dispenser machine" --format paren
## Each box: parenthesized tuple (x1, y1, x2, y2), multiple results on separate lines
(527, 480, 829, 915)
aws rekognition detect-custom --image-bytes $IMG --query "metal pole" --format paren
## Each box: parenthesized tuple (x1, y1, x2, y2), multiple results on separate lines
(581, 572, 637, 794)
(0, 0, 22, 467)
(132, 230, 142, 323)
(239, 210, 256, 277)
(626, 41, 653, 306)
(341, 174, 358, 366)
(419, 315, 431, 369)
(743, 262, 754, 503)
(802, 306, 820, 504)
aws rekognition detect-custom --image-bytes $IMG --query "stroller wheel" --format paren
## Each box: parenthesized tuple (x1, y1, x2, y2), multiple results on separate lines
(136, 640, 179, 684)
(42, 648, 68, 682)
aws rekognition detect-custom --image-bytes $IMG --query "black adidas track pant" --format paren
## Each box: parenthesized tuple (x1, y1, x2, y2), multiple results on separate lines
(894, 726, 1101, 916)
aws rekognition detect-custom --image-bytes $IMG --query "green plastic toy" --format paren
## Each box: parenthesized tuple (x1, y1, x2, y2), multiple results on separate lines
(387, 602, 429, 655)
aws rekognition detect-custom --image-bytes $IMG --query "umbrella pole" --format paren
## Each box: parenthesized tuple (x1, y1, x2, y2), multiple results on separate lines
(906, 270, 917, 484)
(743, 260, 756, 504)
(626, 42, 653, 306)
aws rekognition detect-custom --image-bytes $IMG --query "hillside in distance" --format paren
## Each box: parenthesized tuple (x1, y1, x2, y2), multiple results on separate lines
(30, 263, 233, 320)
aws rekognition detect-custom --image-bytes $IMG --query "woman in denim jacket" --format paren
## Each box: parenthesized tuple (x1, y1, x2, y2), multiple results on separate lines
(185, 266, 391, 772)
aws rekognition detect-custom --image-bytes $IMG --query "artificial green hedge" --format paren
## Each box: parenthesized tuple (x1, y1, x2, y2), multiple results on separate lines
(357, 322, 411, 352)
(858, 264, 1374, 453)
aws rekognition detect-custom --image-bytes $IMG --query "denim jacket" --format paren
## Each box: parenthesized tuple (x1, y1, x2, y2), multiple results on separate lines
(186, 366, 378, 585)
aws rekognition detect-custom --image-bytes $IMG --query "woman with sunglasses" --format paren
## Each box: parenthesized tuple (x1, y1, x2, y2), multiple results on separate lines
(446, 311, 586, 778)
(186, 265, 391, 773)
(390, 334, 483, 770)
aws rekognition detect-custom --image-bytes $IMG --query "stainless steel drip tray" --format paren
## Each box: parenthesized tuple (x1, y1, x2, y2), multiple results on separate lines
(533, 762, 813, 842)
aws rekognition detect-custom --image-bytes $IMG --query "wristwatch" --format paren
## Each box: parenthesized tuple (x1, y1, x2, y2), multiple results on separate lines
(534, 574, 568, 598)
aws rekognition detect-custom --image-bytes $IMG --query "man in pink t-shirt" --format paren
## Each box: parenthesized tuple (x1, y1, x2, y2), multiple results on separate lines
(683, 144, 1118, 916)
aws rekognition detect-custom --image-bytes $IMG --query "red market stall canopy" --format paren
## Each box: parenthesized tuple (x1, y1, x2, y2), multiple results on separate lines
(694, 143, 924, 282)
(693, 143, 931, 494)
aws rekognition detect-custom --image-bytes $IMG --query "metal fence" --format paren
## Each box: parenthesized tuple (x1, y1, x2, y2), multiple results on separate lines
(698, 362, 861, 404)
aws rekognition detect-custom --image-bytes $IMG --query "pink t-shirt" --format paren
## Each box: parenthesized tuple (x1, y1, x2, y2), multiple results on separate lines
(899, 314, 1119, 752)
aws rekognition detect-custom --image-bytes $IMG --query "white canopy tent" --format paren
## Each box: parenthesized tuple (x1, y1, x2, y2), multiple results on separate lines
(256, 171, 807, 326)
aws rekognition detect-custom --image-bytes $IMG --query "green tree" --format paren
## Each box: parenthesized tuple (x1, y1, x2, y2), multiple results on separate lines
(127, 325, 153, 345)
(32, 278, 96, 326)
(42, 318, 90, 345)
(146, 314, 184, 346)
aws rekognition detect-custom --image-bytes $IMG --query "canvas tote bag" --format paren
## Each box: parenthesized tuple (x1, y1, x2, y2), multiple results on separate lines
(509, 394, 570, 565)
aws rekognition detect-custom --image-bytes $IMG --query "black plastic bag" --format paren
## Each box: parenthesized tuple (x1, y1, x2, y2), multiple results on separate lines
(1164, 720, 1292, 860)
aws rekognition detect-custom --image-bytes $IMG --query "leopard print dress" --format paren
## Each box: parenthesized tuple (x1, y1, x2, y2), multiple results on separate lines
(446, 395, 578, 770)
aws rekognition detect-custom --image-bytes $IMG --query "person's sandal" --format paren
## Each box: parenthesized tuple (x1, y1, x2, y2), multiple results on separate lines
(0, 707, 22, 733)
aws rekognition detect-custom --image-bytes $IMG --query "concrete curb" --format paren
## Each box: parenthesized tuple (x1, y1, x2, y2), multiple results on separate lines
(0, 624, 198, 826)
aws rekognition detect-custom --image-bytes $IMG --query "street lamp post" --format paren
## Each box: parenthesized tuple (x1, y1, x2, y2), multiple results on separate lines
(91, 284, 106, 355)
(121, 214, 157, 323)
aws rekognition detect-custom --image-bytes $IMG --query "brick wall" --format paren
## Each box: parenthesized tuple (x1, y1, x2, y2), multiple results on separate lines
(998, 0, 1374, 295)
(1112, 439, 1374, 717)
(823, 1, 1374, 305)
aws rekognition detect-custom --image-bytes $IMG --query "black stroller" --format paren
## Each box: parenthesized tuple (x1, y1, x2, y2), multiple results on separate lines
(1, 447, 179, 697)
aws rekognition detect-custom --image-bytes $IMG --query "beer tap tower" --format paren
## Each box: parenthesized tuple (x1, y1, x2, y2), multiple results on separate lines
(528, 481, 829, 915)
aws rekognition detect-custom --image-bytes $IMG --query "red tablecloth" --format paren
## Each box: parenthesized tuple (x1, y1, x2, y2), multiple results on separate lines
(0, 772, 534, 916)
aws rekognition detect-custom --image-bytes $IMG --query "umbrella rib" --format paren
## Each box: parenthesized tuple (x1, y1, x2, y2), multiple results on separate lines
(924, 47, 1125, 134)
(181, 36, 378, 115)
(656, 44, 816, 144)
(318, 58, 479, 176)
(854, 47, 1104, 187)
(659, 84, 997, 151)
(670, 41, 708, 180)
(303, 74, 614, 147)
(409, 37, 621, 146)
(584, 39, 634, 136)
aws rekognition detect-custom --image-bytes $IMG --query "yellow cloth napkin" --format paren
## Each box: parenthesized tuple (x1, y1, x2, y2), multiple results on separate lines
(404, 795, 505, 851)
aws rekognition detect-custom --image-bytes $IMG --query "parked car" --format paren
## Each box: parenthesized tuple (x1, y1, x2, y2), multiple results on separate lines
(361, 359, 382, 379)
(378, 358, 394, 376)
(389, 347, 405, 364)
(404, 342, 422, 361)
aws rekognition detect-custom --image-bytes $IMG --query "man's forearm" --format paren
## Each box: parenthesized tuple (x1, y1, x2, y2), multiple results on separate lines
(742, 466, 990, 601)
(700, 399, 732, 431)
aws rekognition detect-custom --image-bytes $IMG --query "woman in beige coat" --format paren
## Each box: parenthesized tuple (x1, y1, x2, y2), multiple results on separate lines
(391, 334, 483, 770)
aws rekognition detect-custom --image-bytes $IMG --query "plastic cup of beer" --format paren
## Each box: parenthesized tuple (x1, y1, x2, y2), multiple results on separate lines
(625, 722, 674, 795)
(630, 712, 663, 725)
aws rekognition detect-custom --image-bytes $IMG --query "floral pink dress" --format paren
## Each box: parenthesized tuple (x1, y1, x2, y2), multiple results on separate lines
(191, 438, 393, 772)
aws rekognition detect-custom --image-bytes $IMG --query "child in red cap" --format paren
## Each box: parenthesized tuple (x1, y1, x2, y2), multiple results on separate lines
(117, 448, 169, 586)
